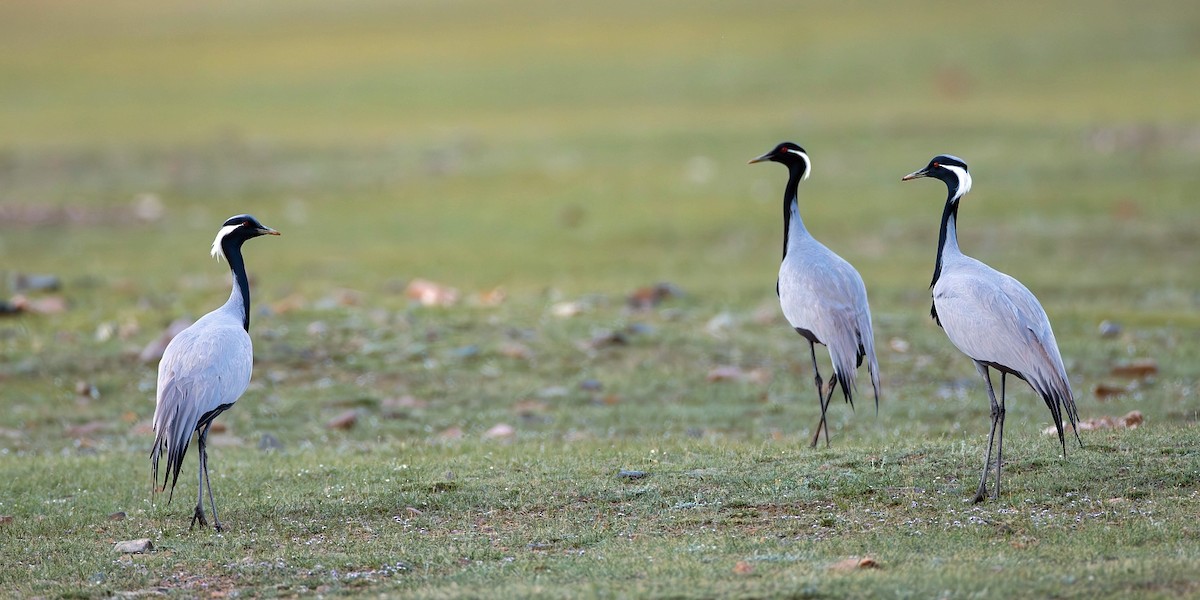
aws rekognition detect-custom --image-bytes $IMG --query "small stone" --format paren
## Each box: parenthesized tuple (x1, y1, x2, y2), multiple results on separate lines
(857, 557, 880, 569)
(0, 299, 21, 315)
(1110, 359, 1158, 379)
(829, 556, 881, 571)
(10, 273, 61, 293)
(618, 469, 648, 480)
(405, 278, 459, 307)
(258, 433, 284, 451)
(551, 301, 586, 318)
(579, 379, 603, 391)
(75, 381, 100, 400)
(108, 511, 126, 521)
(113, 539, 153, 554)
(1119, 410, 1144, 428)
(1098, 320, 1122, 338)
(483, 423, 516, 439)
(474, 286, 506, 307)
(579, 329, 628, 350)
(13, 294, 68, 315)
(627, 282, 682, 310)
(326, 409, 359, 430)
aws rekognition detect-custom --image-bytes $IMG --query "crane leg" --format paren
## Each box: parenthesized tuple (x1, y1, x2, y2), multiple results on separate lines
(200, 424, 223, 532)
(995, 373, 1007, 500)
(812, 377, 838, 448)
(973, 363, 1001, 503)
(189, 428, 209, 531)
(808, 343, 831, 448)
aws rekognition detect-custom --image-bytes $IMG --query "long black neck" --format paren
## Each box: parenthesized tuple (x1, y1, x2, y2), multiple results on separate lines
(930, 197, 959, 289)
(780, 163, 804, 261)
(928, 188, 961, 326)
(222, 237, 252, 331)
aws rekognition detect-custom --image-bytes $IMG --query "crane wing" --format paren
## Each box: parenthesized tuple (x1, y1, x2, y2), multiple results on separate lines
(779, 241, 880, 404)
(933, 259, 1072, 400)
(151, 315, 252, 497)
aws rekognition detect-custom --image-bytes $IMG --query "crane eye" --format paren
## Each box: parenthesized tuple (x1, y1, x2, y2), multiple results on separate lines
(932, 162, 940, 168)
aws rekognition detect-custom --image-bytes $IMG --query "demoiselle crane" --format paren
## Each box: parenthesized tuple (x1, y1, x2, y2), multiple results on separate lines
(750, 142, 881, 447)
(151, 214, 279, 530)
(902, 155, 1081, 502)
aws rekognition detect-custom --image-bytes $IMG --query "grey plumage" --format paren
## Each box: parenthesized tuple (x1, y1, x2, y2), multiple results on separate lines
(903, 155, 1081, 502)
(751, 142, 881, 447)
(150, 214, 279, 531)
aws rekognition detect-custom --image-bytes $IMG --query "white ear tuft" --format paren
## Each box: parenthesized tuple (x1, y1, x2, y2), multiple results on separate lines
(785, 148, 812, 180)
(942, 164, 972, 201)
(211, 224, 239, 261)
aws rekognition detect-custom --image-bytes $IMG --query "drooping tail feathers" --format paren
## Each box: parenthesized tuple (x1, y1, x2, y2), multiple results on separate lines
(1032, 375, 1081, 454)
(150, 392, 199, 504)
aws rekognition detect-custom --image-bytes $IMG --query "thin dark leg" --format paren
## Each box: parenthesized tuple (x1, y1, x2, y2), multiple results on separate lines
(813, 377, 838, 448)
(808, 342, 827, 449)
(973, 363, 1001, 503)
(189, 427, 209, 531)
(201, 426, 223, 532)
(995, 374, 1007, 500)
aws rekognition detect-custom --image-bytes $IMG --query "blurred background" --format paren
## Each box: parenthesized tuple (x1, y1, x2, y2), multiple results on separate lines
(2, 0, 1196, 292)
(0, 0, 1197, 448)
(2, 5, 1199, 595)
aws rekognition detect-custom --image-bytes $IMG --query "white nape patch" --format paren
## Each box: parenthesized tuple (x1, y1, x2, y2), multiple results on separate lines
(943, 164, 972, 201)
(210, 224, 240, 261)
(785, 148, 812, 180)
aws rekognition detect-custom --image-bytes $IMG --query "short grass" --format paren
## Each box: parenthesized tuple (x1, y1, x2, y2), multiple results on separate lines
(1, 0, 1199, 597)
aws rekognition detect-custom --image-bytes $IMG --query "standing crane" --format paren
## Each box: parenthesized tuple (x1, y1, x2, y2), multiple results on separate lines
(902, 155, 1081, 502)
(151, 214, 280, 530)
(750, 142, 881, 447)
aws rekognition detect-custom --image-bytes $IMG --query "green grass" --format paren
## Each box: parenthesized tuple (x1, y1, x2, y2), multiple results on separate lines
(1, 0, 1199, 597)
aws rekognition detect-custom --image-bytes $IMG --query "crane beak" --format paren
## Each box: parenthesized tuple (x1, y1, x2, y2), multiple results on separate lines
(901, 169, 928, 181)
(747, 152, 773, 164)
(260, 226, 281, 236)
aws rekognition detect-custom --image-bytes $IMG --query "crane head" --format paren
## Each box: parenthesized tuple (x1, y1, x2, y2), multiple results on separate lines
(748, 142, 811, 181)
(211, 214, 281, 261)
(902, 154, 972, 202)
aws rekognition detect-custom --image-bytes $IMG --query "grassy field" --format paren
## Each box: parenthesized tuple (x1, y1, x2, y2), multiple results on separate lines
(1, 0, 1199, 597)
